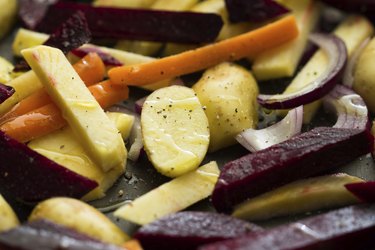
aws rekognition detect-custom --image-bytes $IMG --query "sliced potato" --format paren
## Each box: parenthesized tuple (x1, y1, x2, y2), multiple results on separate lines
(29, 197, 129, 245)
(141, 85, 209, 177)
(0, 56, 14, 83)
(0, 195, 19, 232)
(114, 161, 219, 225)
(93, 0, 157, 8)
(22, 45, 126, 172)
(233, 174, 362, 221)
(193, 62, 258, 152)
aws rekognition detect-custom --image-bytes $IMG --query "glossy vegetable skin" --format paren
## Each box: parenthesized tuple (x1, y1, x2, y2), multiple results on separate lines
(200, 204, 375, 250)
(212, 127, 374, 213)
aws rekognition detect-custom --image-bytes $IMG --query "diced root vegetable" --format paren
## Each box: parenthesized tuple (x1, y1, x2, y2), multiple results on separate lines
(114, 161, 220, 225)
(199, 204, 375, 250)
(22, 45, 126, 172)
(0, 195, 19, 233)
(212, 127, 374, 213)
(134, 211, 262, 250)
(0, 130, 98, 202)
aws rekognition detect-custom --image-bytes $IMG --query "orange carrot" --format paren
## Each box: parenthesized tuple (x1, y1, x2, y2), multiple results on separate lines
(123, 240, 144, 250)
(73, 52, 106, 86)
(109, 15, 298, 86)
(0, 53, 106, 125)
(0, 80, 129, 142)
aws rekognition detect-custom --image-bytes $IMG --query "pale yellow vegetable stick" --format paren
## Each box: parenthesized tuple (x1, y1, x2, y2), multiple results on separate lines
(114, 161, 220, 225)
(0, 0, 17, 40)
(233, 173, 363, 221)
(22, 45, 126, 172)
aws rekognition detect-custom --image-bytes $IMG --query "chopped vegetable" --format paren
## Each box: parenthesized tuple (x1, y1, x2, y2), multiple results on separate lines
(0, 219, 124, 250)
(108, 15, 299, 86)
(37, 2, 223, 43)
(71, 47, 123, 66)
(0, 79, 129, 143)
(258, 33, 347, 109)
(0, 0, 17, 40)
(212, 127, 374, 213)
(236, 106, 303, 152)
(114, 161, 219, 225)
(200, 204, 375, 250)
(141, 85, 209, 177)
(0, 84, 14, 104)
(18, 0, 58, 29)
(232, 173, 363, 221)
(0, 130, 98, 202)
(134, 211, 262, 250)
(225, 0, 290, 23)
(29, 197, 129, 245)
(22, 45, 126, 172)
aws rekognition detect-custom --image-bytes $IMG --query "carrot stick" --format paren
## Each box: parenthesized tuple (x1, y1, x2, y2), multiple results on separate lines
(0, 80, 129, 142)
(108, 15, 298, 86)
(73, 52, 106, 86)
(0, 53, 106, 125)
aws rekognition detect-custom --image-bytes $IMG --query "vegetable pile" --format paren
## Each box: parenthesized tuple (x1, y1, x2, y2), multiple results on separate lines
(1, 0, 375, 250)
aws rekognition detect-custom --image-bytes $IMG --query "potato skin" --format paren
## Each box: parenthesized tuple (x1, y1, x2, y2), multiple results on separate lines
(354, 37, 375, 113)
(28, 197, 129, 245)
(193, 62, 259, 152)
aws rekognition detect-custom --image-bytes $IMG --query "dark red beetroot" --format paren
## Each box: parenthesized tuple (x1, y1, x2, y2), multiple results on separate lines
(199, 204, 375, 250)
(0, 84, 14, 104)
(36, 2, 223, 43)
(14, 11, 92, 72)
(212, 127, 374, 213)
(0, 219, 122, 250)
(345, 181, 375, 203)
(225, 0, 290, 23)
(134, 211, 262, 250)
(18, 0, 59, 29)
(0, 131, 97, 202)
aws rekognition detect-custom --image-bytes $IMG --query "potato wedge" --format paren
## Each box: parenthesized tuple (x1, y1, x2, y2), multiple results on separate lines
(29, 197, 129, 245)
(114, 161, 219, 225)
(0, 195, 19, 232)
(22, 45, 126, 172)
(193, 62, 258, 152)
(141, 85, 209, 177)
(0, 0, 17, 40)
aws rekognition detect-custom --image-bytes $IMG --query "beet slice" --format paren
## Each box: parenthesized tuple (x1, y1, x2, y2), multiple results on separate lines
(0, 219, 122, 250)
(43, 11, 91, 55)
(212, 127, 374, 213)
(225, 0, 290, 23)
(200, 204, 375, 250)
(345, 181, 375, 203)
(134, 211, 262, 250)
(321, 0, 375, 15)
(0, 131, 97, 202)
(36, 2, 223, 43)
(71, 47, 122, 67)
(0, 84, 14, 104)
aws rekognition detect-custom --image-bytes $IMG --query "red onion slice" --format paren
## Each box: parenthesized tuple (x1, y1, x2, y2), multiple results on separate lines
(323, 85, 368, 130)
(342, 37, 370, 88)
(236, 106, 303, 152)
(258, 33, 347, 109)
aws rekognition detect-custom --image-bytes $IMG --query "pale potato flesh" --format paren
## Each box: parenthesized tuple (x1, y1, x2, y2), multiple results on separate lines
(114, 161, 219, 225)
(22, 45, 126, 172)
(141, 85, 209, 177)
(0, 195, 19, 232)
(233, 174, 362, 221)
